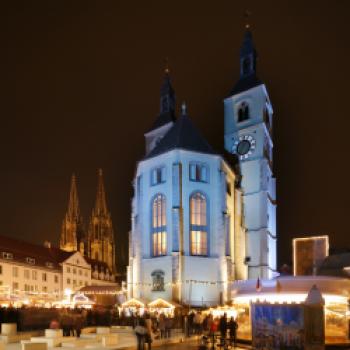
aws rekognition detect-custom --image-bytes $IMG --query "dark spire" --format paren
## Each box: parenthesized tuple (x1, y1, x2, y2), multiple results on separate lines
(67, 173, 80, 219)
(229, 26, 262, 95)
(239, 27, 257, 78)
(147, 65, 176, 132)
(94, 169, 108, 216)
(160, 65, 175, 115)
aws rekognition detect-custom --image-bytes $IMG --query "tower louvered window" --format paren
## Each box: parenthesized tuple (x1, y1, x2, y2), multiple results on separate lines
(238, 102, 249, 122)
(151, 194, 167, 256)
(190, 192, 208, 256)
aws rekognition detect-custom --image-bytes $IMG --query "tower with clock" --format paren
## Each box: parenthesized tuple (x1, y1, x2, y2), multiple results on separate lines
(224, 27, 277, 279)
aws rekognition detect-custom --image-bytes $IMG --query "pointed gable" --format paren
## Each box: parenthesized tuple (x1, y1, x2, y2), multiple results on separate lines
(144, 109, 217, 159)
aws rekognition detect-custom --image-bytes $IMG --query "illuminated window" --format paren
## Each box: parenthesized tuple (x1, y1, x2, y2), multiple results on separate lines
(190, 192, 208, 256)
(12, 266, 18, 278)
(151, 194, 167, 256)
(151, 270, 165, 291)
(238, 102, 249, 122)
(12, 282, 18, 291)
(2, 252, 13, 260)
(189, 163, 208, 182)
(151, 167, 166, 186)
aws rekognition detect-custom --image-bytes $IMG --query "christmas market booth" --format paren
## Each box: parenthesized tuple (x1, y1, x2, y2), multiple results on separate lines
(79, 285, 125, 307)
(231, 276, 350, 346)
(147, 298, 179, 316)
(120, 298, 146, 316)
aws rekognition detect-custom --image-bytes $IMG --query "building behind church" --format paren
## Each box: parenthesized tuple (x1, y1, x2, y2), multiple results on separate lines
(127, 28, 277, 307)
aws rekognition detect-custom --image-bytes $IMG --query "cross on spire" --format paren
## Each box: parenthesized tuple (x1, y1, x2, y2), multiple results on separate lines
(244, 10, 252, 29)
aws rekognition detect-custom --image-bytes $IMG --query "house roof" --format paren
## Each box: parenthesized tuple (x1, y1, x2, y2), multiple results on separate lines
(229, 74, 263, 96)
(0, 235, 73, 270)
(318, 253, 350, 278)
(144, 111, 217, 160)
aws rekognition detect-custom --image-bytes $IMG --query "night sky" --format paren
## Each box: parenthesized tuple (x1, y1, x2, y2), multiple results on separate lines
(1, 1, 350, 272)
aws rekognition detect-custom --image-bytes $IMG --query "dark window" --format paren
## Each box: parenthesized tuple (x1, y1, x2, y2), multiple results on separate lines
(189, 163, 208, 182)
(238, 102, 249, 122)
(151, 270, 165, 291)
(151, 167, 166, 185)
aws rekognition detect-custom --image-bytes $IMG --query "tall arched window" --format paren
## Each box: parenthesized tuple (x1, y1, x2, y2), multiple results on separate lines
(151, 194, 167, 256)
(190, 192, 208, 256)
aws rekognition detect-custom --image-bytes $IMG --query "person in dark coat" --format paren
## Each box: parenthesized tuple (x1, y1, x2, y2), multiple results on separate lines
(135, 318, 147, 350)
(219, 313, 227, 341)
(228, 316, 238, 346)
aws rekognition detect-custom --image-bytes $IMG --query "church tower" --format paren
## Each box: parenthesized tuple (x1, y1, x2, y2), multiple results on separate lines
(87, 169, 116, 273)
(224, 27, 277, 279)
(144, 67, 176, 155)
(60, 174, 85, 253)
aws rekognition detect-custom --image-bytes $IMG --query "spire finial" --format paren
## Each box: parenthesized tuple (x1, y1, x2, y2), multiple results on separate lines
(181, 102, 187, 116)
(244, 10, 252, 29)
(164, 57, 169, 74)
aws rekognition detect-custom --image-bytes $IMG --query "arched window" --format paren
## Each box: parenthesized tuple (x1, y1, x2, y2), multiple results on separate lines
(151, 194, 167, 256)
(151, 270, 165, 291)
(238, 102, 249, 122)
(190, 192, 208, 256)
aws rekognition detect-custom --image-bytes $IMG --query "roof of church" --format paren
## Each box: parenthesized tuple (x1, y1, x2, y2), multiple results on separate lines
(144, 110, 218, 159)
(229, 74, 263, 95)
(147, 111, 175, 133)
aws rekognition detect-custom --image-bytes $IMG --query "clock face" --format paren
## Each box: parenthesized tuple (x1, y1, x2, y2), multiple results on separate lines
(232, 135, 256, 160)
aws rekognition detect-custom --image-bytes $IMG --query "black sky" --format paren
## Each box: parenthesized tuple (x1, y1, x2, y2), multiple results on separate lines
(1, 1, 350, 272)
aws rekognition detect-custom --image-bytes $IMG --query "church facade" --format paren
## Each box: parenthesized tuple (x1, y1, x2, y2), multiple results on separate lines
(127, 28, 277, 306)
(60, 169, 116, 281)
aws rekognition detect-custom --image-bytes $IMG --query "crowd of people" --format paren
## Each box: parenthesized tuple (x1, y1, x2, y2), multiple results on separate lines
(133, 311, 239, 350)
(185, 311, 238, 347)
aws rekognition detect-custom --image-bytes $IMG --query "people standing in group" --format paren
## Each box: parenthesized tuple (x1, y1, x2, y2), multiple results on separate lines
(228, 316, 238, 346)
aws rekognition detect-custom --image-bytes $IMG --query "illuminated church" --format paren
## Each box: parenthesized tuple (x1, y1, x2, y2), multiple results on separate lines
(127, 28, 276, 306)
(60, 169, 116, 279)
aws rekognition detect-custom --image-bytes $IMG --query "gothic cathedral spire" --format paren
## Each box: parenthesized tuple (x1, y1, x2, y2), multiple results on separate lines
(60, 174, 85, 253)
(87, 169, 116, 273)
